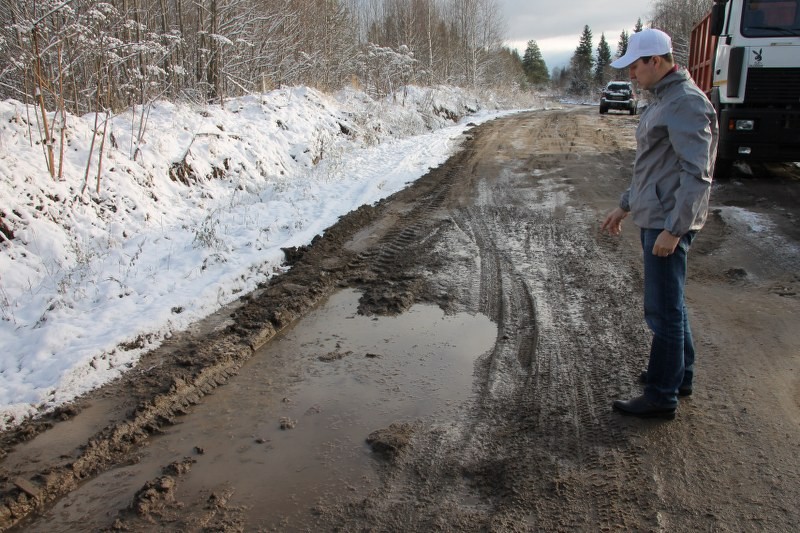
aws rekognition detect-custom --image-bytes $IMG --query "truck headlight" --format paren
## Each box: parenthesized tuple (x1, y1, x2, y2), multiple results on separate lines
(730, 119, 755, 131)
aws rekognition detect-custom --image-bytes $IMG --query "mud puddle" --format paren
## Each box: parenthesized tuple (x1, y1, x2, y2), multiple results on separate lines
(22, 289, 496, 530)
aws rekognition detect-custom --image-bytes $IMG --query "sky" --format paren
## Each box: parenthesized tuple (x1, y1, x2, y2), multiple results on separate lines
(0, 86, 519, 430)
(502, 0, 653, 70)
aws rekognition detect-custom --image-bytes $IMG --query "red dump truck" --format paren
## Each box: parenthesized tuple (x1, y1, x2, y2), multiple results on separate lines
(688, 0, 800, 178)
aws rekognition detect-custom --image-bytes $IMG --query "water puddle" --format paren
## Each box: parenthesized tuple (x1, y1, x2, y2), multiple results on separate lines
(26, 289, 496, 530)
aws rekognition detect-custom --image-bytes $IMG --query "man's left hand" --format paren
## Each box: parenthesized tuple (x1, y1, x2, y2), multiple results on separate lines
(652, 230, 680, 257)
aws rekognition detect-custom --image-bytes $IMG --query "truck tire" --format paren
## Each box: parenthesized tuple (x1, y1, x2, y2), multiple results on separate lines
(629, 106, 636, 116)
(599, 106, 608, 114)
(709, 89, 733, 180)
(713, 157, 734, 180)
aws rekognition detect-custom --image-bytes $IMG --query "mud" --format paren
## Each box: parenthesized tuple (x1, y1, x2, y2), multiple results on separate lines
(2, 107, 799, 532)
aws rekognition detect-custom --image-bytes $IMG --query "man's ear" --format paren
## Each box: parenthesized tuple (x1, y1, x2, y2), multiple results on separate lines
(651, 55, 661, 68)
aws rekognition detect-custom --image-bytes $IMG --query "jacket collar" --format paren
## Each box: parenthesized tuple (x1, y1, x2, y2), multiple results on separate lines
(652, 68, 689, 100)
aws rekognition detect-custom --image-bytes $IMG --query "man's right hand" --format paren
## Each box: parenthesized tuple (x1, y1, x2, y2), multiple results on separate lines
(601, 207, 628, 236)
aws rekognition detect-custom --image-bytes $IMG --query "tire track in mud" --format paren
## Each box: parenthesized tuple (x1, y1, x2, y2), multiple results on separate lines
(469, 115, 664, 531)
(462, 190, 640, 530)
(366, 166, 458, 275)
(346, 160, 462, 316)
(328, 110, 659, 531)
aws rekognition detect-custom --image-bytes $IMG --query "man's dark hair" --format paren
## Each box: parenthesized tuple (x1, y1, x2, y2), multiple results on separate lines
(641, 53, 674, 64)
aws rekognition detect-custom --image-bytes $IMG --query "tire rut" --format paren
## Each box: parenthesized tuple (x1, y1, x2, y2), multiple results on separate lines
(324, 110, 657, 531)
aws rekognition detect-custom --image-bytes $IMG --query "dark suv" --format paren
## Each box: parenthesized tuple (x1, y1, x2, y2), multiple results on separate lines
(600, 81, 637, 115)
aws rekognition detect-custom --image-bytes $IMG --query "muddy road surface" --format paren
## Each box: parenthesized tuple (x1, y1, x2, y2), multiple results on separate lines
(3, 107, 800, 532)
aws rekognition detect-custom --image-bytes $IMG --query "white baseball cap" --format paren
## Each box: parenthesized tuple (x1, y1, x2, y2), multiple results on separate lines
(611, 28, 673, 68)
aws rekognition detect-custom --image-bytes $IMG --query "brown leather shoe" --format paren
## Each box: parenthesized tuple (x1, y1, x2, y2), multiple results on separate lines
(613, 394, 677, 420)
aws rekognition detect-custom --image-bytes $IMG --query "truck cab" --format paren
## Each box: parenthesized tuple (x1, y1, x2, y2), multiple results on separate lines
(689, 0, 800, 177)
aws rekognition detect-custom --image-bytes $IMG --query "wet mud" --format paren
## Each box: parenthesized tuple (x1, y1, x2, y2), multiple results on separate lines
(2, 107, 800, 532)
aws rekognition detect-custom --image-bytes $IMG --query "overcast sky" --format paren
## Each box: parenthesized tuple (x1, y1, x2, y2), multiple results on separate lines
(502, 0, 653, 70)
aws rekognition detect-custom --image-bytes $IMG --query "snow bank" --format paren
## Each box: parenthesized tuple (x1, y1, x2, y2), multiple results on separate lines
(0, 85, 530, 429)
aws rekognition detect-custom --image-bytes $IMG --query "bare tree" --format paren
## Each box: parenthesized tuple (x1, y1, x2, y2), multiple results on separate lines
(650, 0, 714, 66)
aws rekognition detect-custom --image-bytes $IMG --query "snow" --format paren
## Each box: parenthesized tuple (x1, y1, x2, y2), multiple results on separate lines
(0, 85, 533, 430)
(718, 205, 800, 269)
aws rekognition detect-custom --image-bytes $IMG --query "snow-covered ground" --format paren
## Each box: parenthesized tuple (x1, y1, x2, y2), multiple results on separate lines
(0, 85, 538, 430)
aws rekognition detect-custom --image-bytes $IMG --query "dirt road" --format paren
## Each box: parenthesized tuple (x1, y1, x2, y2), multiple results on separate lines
(2, 107, 799, 532)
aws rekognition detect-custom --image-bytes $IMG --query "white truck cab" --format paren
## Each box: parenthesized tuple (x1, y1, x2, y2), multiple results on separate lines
(690, 0, 800, 176)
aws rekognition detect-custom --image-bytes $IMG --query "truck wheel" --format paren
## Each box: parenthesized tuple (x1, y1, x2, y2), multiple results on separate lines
(599, 106, 607, 114)
(713, 157, 734, 180)
(629, 106, 636, 115)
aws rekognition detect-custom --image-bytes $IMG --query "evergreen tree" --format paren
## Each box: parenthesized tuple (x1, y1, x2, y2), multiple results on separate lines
(634, 18, 644, 33)
(569, 25, 594, 95)
(617, 29, 630, 58)
(522, 40, 550, 86)
(595, 33, 613, 86)
(550, 66, 569, 91)
(615, 29, 631, 77)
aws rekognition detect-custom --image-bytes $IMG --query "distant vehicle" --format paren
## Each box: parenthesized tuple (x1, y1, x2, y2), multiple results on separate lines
(600, 81, 638, 115)
(689, 0, 800, 178)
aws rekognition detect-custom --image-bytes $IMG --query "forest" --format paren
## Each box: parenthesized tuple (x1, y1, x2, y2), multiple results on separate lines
(0, 0, 518, 116)
(0, 1, 714, 115)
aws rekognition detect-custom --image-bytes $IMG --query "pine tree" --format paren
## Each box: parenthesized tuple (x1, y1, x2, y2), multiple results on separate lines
(569, 25, 594, 95)
(634, 18, 644, 33)
(595, 33, 612, 86)
(522, 40, 550, 86)
(617, 30, 629, 58)
(550, 66, 569, 91)
(614, 29, 631, 77)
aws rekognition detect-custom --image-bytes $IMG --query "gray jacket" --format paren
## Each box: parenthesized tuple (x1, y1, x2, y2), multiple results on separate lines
(620, 68, 718, 235)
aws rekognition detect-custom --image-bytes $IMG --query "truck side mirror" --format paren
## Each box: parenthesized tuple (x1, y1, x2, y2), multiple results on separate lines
(710, 1, 727, 36)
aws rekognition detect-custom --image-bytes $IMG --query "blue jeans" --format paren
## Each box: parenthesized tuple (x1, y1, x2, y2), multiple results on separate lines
(641, 229, 696, 406)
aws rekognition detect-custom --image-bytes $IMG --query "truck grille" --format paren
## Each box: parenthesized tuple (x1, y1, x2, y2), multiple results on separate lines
(745, 68, 800, 105)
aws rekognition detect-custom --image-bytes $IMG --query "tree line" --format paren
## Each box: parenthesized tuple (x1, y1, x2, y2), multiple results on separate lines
(0, 0, 716, 116)
(520, 0, 713, 96)
(0, 0, 520, 117)
(0, 0, 717, 121)
(519, 20, 640, 95)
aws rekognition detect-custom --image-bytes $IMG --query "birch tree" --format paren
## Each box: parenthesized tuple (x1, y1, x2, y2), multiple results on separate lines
(650, 0, 714, 66)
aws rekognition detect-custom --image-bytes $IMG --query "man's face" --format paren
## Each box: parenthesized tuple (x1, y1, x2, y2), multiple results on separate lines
(629, 57, 659, 90)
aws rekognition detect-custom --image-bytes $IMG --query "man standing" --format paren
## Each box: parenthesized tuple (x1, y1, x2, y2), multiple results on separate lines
(601, 28, 718, 419)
